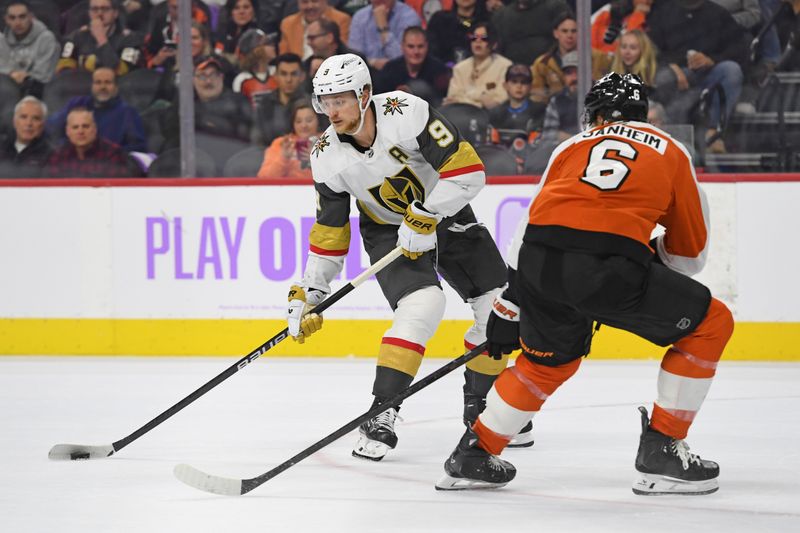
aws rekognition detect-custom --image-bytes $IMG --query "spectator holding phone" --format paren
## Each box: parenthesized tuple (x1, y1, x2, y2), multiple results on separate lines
(257, 99, 321, 178)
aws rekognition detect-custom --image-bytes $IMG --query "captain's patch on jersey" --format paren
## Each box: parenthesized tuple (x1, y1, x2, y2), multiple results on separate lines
(382, 96, 409, 116)
(312, 133, 330, 157)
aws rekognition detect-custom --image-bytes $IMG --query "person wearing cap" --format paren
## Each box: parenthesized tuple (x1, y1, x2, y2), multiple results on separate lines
(488, 63, 545, 148)
(279, 0, 351, 60)
(232, 28, 278, 105)
(444, 21, 511, 109)
(531, 12, 611, 104)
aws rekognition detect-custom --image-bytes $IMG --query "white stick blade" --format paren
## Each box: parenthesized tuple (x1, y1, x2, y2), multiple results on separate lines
(48, 444, 115, 461)
(173, 464, 243, 496)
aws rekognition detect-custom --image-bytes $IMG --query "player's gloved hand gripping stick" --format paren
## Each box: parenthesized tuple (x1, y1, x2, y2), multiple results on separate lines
(48, 246, 404, 461)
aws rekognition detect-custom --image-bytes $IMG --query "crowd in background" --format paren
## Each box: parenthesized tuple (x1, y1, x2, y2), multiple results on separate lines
(2, 0, 800, 178)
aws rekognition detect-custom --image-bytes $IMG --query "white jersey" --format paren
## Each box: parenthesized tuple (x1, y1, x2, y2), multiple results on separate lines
(302, 91, 487, 293)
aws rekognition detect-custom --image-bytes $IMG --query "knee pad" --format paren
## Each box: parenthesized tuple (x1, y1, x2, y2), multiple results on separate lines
(384, 285, 446, 347)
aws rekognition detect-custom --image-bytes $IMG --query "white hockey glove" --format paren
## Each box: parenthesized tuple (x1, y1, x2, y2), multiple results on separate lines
(286, 284, 326, 344)
(397, 201, 443, 260)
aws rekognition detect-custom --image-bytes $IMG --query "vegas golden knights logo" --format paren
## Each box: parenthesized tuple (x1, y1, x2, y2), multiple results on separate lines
(367, 166, 426, 214)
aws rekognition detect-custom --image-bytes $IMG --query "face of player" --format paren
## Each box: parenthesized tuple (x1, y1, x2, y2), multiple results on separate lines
(619, 33, 642, 68)
(231, 0, 255, 27)
(299, 0, 325, 22)
(5, 4, 32, 38)
(14, 101, 45, 145)
(276, 61, 305, 95)
(66, 111, 98, 149)
(89, 0, 117, 29)
(402, 32, 428, 68)
(293, 108, 320, 139)
(319, 91, 362, 134)
(469, 27, 492, 60)
(553, 19, 577, 53)
(92, 68, 118, 103)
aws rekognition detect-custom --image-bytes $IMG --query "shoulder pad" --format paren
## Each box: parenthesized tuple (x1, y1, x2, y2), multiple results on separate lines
(310, 126, 348, 182)
(373, 91, 428, 142)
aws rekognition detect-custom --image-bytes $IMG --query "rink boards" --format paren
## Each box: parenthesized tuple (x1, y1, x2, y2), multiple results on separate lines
(0, 177, 798, 359)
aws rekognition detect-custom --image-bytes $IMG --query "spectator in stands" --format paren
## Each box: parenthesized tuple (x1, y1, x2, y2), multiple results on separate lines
(304, 17, 362, 66)
(339, 0, 370, 17)
(45, 107, 140, 177)
(426, 0, 490, 66)
(648, 0, 746, 153)
(485, 0, 503, 13)
(490, 0, 571, 65)
(531, 12, 612, 104)
(120, 0, 151, 32)
(405, 0, 453, 26)
(161, 56, 253, 151)
(279, 0, 351, 59)
(488, 63, 544, 148)
(591, 0, 651, 53)
(216, 0, 259, 65)
(0, 96, 52, 178)
(609, 29, 657, 86)
(348, 0, 422, 70)
(47, 67, 146, 153)
(443, 21, 511, 108)
(0, 1, 60, 98)
(257, 99, 322, 178)
(232, 28, 278, 105)
(375, 26, 451, 101)
(57, 0, 146, 75)
(711, 0, 762, 33)
(648, 100, 668, 127)
(145, 0, 211, 69)
(254, 53, 307, 145)
(524, 50, 580, 173)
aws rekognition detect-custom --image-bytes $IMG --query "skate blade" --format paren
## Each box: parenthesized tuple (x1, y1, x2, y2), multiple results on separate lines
(352, 434, 391, 461)
(632, 472, 719, 496)
(434, 473, 508, 491)
(507, 431, 534, 448)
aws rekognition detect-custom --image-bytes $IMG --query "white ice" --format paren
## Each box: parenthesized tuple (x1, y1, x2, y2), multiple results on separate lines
(2, 356, 799, 533)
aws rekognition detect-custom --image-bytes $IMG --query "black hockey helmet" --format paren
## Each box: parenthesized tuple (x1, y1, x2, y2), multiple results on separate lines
(583, 72, 649, 126)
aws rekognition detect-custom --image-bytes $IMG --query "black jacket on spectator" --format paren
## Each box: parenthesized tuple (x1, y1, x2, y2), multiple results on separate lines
(375, 56, 451, 100)
(162, 89, 253, 147)
(0, 135, 53, 178)
(489, 99, 546, 145)
(426, 7, 489, 66)
(647, 0, 748, 68)
(490, 0, 571, 65)
(58, 23, 146, 74)
(253, 89, 306, 146)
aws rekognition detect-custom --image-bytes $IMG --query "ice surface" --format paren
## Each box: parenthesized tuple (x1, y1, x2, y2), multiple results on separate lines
(1, 356, 798, 532)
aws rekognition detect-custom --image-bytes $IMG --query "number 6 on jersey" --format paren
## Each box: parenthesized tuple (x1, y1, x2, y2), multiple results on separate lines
(580, 139, 639, 191)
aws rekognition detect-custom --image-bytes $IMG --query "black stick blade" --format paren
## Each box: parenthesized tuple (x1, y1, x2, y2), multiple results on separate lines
(173, 464, 244, 496)
(48, 444, 115, 461)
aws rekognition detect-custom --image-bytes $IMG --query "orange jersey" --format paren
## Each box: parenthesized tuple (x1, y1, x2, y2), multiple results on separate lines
(529, 121, 707, 263)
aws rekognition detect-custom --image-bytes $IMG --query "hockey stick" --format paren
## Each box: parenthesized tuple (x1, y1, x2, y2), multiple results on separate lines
(173, 341, 488, 496)
(48, 246, 404, 461)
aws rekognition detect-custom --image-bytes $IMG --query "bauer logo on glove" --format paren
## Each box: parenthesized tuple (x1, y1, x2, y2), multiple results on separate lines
(397, 201, 443, 260)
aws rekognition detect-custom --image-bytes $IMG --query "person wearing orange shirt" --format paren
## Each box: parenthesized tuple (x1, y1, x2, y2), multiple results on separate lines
(257, 100, 321, 179)
(436, 73, 734, 497)
(279, 0, 351, 59)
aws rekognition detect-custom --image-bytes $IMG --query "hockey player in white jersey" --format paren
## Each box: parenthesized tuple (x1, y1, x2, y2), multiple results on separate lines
(285, 53, 533, 461)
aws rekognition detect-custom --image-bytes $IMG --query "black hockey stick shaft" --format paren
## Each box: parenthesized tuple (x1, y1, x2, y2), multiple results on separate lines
(239, 342, 487, 494)
(107, 246, 404, 455)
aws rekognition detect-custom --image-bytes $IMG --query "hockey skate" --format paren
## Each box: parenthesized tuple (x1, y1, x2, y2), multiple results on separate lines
(632, 406, 719, 495)
(463, 395, 534, 449)
(435, 427, 517, 491)
(352, 406, 399, 461)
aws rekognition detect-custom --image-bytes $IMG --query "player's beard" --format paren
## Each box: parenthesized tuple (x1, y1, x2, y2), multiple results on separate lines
(338, 115, 362, 135)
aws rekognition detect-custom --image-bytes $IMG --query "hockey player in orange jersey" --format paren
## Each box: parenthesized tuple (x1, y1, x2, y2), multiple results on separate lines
(435, 72, 734, 495)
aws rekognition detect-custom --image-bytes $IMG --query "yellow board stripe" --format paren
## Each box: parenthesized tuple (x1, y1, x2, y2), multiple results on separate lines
(0, 319, 798, 360)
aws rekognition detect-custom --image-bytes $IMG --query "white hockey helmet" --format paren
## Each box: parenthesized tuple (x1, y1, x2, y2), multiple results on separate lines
(312, 54, 372, 133)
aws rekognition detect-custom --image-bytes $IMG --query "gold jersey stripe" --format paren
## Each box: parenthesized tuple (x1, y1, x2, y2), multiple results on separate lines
(309, 222, 351, 253)
(438, 141, 483, 176)
(377, 343, 424, 376)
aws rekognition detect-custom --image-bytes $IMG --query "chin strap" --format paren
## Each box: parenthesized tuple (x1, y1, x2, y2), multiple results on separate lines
(346, 96, 371, 136)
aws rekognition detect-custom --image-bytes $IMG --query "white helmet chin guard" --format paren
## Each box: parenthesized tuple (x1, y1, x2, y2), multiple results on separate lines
(312, 53, 372, 135)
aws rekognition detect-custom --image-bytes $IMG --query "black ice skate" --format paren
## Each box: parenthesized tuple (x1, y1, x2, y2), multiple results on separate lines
(435, 427, 516, 490)
(632, 406, 719, 495)
(352, 407, 399, 461)
(463, 395, 534, 449)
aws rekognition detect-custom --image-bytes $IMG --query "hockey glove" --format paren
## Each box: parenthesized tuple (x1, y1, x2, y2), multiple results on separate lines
(397, 201, 442, 260)
(286, 284, 326, 344)
(486, 293, 521, 359)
